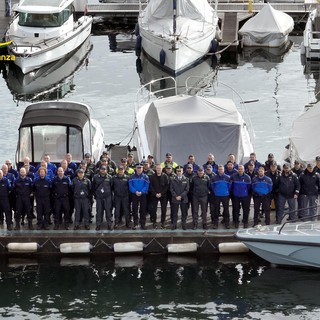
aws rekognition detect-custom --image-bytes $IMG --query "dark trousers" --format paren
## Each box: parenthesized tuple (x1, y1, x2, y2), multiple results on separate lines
(150, 195, 167, 224)
(16, 196, 32, 223)
(36, 196, 51, 227)
(208, 193, 215, 222)
(54, 197, 70, 225)
(132, 193, 147, 226)
(192, 195, 208, 225)
(171, 202, 188, 226)
(0, 197, 12, 226)
(74, 197, 90, 226)
(114, 195, 130, 224)
(232, 196, 251, 224)
(253, 195, 271, 225)
(213, 196, 230, 224)
(96, 196, 112, 226)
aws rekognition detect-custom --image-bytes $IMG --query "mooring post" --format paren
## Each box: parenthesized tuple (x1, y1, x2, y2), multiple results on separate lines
(5, 0, 11, 17)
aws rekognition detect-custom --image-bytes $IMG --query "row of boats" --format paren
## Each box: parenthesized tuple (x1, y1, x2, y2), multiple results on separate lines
(4, 0, 320, 269)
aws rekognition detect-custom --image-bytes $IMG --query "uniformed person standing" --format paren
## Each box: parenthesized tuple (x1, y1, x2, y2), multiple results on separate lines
(0, 169, 13, 230)
(33, 167, 52, 230)
(92, 165, 113, 231)
(14, 167, 33, 230)
(52, 167, 72, 230)
(73, 169, 92, 230)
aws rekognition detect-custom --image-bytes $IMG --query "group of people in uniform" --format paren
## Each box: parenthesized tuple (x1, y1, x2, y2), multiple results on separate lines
(0, 150, 319, 231)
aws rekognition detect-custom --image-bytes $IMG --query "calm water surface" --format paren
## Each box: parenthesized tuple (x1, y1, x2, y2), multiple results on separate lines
(0, 32, 320, 319)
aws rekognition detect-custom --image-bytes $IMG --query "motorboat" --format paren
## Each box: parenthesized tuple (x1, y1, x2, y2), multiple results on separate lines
(238, 3, 294, 47)
(5, 0, 92, 74)
(136, 0, 220, 75)
(282, 101, 320, 166)
(236, 220, 320, 268)
(15, 101, 104, 167)
(133, 77, 254, 165)
(136, 52, 218, 97)
(301, 0, 320, 60)
(6, 36, 92, 102)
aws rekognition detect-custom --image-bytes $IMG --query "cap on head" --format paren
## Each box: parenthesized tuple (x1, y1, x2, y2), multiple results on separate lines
(118, 165, 124, 170)
(165, 164, 172, 169)
(166, 152, 172, 157)
(268, 153, 274, 158)
(136, 163, 143, 168)
(147, 155, 154, 159)
(283, 163, 290, 169)
(206, 165, 212, 170)
(84, 153, 91, 158)
(270, 160, 277, 166)
(187, 164, 193, 169)
(198, 166, 204, 171)
(316, 156, 320, 161)
(307, 163, 313, 168)
(77, 168, 84, 173)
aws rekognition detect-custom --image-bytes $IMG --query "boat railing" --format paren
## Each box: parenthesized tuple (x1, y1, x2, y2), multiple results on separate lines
(278, 204, 320, 234)
(135, 76, 177, 112)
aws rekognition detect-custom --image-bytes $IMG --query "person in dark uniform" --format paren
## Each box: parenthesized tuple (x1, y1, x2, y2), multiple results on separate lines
(52, 167, 72, 230)
(73, 169, 92, 230)
(111, 165, 130, 229)
(1, 164, 15, 225)
(92, 165, 113, 231)
(33, 167, 52, 230)
(191, 167, 210, 229)
(266, 161, 281, 223)
(170, 166, 189, 230)
(164, 164, 176, 228)
(147, 155, 156, 171)
(129, 163, 149, 230)
(149, 164, 169, 229)
(205, 165, 216, 225)
(14, 167, 33, 230)
(0, 169, 13, 230)
(184, 164, 195, 211)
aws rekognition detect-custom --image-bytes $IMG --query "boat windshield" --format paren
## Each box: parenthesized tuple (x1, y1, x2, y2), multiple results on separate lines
(18, 7, 73, 28)
(17, 125, 83, 163)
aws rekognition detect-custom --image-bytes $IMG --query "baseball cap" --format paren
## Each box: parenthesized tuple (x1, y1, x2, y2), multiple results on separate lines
(84, 153, 91, 158)
(307, 163, 313, 168)
(316, 156, 320, 161)
(283, 163, 290, 169)
(166, 153, 172, 157)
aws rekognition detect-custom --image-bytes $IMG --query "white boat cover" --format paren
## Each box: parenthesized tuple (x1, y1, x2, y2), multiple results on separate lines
(143, 95, 245, 165)
(289, 104, 320, 164)
(140, 0, 215, 35)
(238, 4, 294, 43)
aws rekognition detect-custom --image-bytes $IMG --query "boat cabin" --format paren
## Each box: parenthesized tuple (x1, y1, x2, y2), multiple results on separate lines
(16, 101, 97, 167)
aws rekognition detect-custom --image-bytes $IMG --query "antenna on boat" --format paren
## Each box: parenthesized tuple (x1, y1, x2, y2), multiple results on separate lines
(173, 0, 177, 35)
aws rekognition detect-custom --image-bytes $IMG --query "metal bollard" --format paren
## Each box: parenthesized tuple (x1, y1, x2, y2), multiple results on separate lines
(5, 0, 11, 17)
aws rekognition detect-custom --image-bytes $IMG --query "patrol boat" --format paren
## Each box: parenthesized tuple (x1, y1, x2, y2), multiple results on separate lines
(15, 101, 104, 167)
(5, 0, 92, 74)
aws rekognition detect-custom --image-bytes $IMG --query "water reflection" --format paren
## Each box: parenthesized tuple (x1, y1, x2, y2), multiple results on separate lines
(303, 60, 320, 103)
(6, 37, 93, 102)
(1, 254, 319, 319)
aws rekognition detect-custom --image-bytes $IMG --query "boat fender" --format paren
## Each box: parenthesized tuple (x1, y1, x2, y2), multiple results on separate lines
(7, 242, 39, 253)
(135, 35, 142, 57)
(210, 39, 219, 53)
(160, 49, 166, 65)
(136, 57, 142, 73)
(135, 23, 140, 36)
(60, 242, 92, 254)
(167, 243, 198, 253)
(114, 242, 144, 253)
(218, 242, 249, 254)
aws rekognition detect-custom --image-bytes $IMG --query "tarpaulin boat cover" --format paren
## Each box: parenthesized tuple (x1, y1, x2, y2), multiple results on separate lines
(143, 95, 245, 165)
(140, 0, 215, 35)
(289, 104, 320, 164)
(238, 4, 294, 43)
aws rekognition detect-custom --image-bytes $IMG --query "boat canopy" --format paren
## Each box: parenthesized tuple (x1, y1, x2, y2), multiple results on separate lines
(17, 101, 92, 163)
(289, 104, 320, 164)
(143, 95, 245, 165)
(238, 4, 294, 43)
(16, 0, 74, 13)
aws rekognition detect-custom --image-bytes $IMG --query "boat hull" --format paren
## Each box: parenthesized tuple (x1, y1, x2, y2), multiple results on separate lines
(241, 34, 289, 48)
(303, 8, 320, 60)
(7, 16, 92, 74)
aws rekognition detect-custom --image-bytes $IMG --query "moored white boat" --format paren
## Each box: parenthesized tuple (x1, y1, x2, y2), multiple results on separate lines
(236, 220, 320, 268)
(15, 101, 104, 166)
(133, 77, 254, 165)
(136, 0, 220, 75)
(5, 0, 92, 74)
(239, 3, 294, 48)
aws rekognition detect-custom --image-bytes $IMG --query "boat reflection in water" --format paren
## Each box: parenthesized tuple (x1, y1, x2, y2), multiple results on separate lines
(6, 37, 93, 102)
(303, 59, 320, 103)
(239, 40, 293, 71)
(136, 52, 218, 97)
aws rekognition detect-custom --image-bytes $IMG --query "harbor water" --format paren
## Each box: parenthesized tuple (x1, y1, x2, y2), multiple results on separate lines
(0, 29, 320, 318)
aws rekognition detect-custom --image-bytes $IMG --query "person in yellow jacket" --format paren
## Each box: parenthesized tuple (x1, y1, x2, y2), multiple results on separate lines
(161, 153, 178, 172)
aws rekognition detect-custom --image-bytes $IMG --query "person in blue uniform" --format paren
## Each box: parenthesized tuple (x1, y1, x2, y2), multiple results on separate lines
(231, 165, 251, 228)
(52, 167, 72, 230)
(73, 168, 92, 230)
(252, 166, 273, 226)
(33, 167, 52, 230)
(0, 169, 13, 230)
(14, 167, 33, 230)
(129, 163, 149, 230)
(92, 165, 113, 231)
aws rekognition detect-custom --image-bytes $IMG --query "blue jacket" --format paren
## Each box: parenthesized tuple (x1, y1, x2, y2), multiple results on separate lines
(0, 177, 12, 198)
(252, 175, 273, 196)
(231, 172, 251, 198)
(210, 174, 231, 197)
(129, 172, 149, 194)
